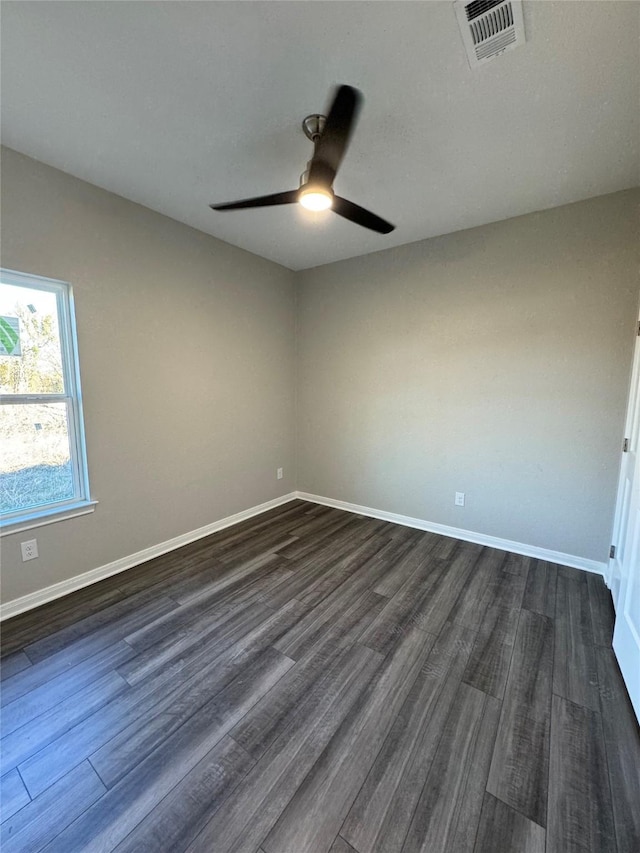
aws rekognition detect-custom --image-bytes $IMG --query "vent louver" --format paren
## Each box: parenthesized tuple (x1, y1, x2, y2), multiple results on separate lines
(454, 0, 525, 68)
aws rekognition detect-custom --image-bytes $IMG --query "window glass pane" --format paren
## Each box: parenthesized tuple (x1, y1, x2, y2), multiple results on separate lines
(0, 283, 64, 395)
(0, 402, 74, 514)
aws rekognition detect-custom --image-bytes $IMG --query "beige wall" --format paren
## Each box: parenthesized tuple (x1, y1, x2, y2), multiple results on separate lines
(1, 147, 637, 608)
(1, 147, 297, 603)
(297, 190, 640, 562)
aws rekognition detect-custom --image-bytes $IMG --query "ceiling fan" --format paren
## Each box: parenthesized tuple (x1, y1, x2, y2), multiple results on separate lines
(210, 85, 395, 235)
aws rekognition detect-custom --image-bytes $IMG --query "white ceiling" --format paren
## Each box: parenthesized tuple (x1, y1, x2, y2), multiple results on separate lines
(2, 1, 638, 271)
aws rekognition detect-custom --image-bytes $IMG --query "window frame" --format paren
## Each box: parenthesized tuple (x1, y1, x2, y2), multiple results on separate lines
(0, 268, 93, 531)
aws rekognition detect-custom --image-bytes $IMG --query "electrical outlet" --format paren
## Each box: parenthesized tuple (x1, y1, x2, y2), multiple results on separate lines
(21, 539, 39, 561)
(277, 467, 284, 480)
(455, 492, 465, 507)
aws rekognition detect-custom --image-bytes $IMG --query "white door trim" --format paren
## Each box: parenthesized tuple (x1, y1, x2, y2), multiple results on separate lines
(610, 305, 640, 722)
(607, 310, 640, 601)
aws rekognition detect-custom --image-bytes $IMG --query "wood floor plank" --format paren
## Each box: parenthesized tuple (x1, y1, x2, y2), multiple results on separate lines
(273, 537, 414, 660)
(587, 573, 615, 647)
(119, 596, 276, 685)
(555, 570, 595, 644)
(104, 546, 225, 599)
(184, 645, 382, 853)
(14, 595, 180, 690)
(473, 793, 545, 853)
(408, 541, 482, 637)
(40, 648, 294, 853)
(486, 609, 553, 827)
(301, 502, 332, 516)
(23, 589, 180, 664)
(259, 552, 346, 611)
(17, 598, 301, 799)
(286, 545, 386, 611)
(262, 624, 435, 853)
(595, 646, 640, 852)
(295, 522, 390, 608)
(213, 505, 308, 556)
(256, 516, 353, 564)
(496, 559, 529, 606)
(0, 651, 32, 681)
(449, 547, 506, 630)
(124, 557, 283, 649)
(461, 566, 527, 698)
(68, 600, 298, 789)
(121, 519, 282, 600)
(0, 768, 30, 823)
(91, 645, 291, 789)
(1, 761, 106, 853)
(341, 620, 476, 853)
(401, 684, 501, 853)
(230, 598, 386, 762)
(213, 519, 298, 563)
(16, 610, 268, 797)
(502, 552, 532, 577)
(1, 670, 128, 774)
(553, 575, 599, 711)
(547, 694, 616, 853)
(329, 837, 358, 853)
(206, 502, 309, 553)
(371, 532, 440, 598)
(462, 604, 520, 699)
(359, 556, 449, 655)
(0, 638, 134, 710)
(0, 582, 129, 659)
(284, 507, 354, 541)
(219, 502, 314, 546)
(111, 736, 254, 853)
(154, 552, 292, 622)
(387, 523, 422, 541)
(0, 503, 306, 656)
(1, 501, 636, 853)
(421, 618, 478, 680)
(17, 680, 163, 798)
(122, 569, 302, 687)
(229, 643, 351, 762)
(160, 552, 273, 608)
(217, 530, 299, 566)
(276, 587, 387, 663)
(522, 559, 557, 617)
(557, 564, 587, 585)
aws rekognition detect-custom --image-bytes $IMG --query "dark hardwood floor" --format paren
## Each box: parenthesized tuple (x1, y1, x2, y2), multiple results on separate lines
(1, 499, 639, 852)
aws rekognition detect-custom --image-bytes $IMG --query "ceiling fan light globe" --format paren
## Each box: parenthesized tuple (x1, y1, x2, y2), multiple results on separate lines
(298, 187, 333, 211)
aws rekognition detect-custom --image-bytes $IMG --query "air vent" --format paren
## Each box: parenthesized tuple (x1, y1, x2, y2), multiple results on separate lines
(454, 0, 525, 68)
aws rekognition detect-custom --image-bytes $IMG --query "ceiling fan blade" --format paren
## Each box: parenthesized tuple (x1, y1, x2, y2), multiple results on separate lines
(308, 85, 362, 187)
(210, 190, 298, 211)
(332, 195, 395, 234)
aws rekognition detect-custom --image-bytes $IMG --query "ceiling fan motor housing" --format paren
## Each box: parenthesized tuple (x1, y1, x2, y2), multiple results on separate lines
(302, 114, 327, 142)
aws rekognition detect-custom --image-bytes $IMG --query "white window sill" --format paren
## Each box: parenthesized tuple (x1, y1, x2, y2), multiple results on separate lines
(0, 500, 98, 537)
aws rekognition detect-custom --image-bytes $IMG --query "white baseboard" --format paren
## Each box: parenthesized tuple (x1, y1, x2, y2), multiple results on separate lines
(0, 493, 298, 621)
(2, 488, 606, 622)
(295, 491, 607, 577)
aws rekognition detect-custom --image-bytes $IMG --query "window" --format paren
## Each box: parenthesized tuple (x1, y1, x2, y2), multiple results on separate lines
(0, 269, 93, 530)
